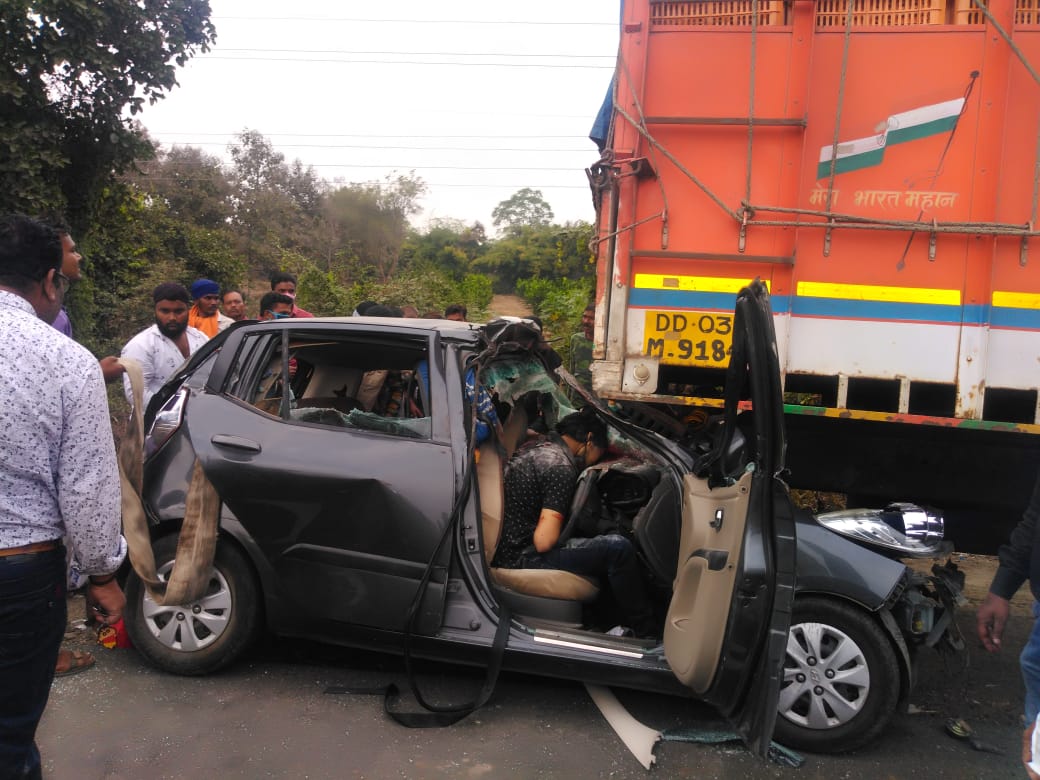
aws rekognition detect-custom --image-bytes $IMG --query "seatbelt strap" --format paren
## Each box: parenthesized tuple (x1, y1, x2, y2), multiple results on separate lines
(326, 353, 512, 727)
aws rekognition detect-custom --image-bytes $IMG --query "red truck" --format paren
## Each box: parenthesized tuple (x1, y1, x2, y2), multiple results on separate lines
(589, 0, 1040, 543)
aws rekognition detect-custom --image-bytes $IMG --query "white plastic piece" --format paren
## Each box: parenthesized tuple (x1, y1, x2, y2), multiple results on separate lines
(585, 683, 661, 770)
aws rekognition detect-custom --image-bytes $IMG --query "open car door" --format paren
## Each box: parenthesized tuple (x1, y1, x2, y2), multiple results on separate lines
(663, 279, 797, 755)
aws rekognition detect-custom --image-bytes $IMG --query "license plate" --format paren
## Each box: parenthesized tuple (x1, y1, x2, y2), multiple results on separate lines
(643, 311, 733, 367)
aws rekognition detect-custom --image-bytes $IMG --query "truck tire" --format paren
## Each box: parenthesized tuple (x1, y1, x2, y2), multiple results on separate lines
(125, 534, 262, 676)
(773, 597, 901, 753)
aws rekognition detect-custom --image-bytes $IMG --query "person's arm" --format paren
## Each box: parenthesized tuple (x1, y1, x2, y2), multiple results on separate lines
(99, 355, 125, 383)
(533, 509, 565, 553)
(532, 461, 578, 553)
(57, 362, 125, 575)
(85, 574, 126, 626)
(978, 470, 1040, 651)
(977, 593, 1011, 652)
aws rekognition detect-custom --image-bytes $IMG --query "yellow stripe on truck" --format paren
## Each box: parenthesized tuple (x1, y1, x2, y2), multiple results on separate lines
(796, 281, 960, 306)
(993, 291, 1040, 310)
(633, 274, 770, 292)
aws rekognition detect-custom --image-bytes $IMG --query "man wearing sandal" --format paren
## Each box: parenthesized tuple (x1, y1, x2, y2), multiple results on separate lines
(0, 215, 126, 780)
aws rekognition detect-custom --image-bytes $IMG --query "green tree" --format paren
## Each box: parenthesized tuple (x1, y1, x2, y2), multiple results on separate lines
(70, 183, 170, 355)
(324, 172, 427, 283)
(228, 130, 326, 272)
(134, 145, 233, 228)
(473, 221, 594, 292)
(350, 263, 493, 322)
(401, 218, 487, 278)
(517, 277, 595, 371)
(0, 0, 215, 230)
(491, 188, 554, 236)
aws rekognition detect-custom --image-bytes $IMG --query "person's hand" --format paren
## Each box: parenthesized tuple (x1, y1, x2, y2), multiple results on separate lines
(1024, 720, 1040, 780)
(99, 356, 126, 383)
(977, 592, 1011, 652)
(86, 578, 126, 626)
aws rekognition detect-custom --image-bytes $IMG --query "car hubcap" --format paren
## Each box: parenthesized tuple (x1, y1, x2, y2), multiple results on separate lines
(779, 621, 870, 730)
(140, 560, 232, 652)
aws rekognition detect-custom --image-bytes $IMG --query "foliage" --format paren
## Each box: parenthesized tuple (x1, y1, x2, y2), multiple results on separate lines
(324, 173, 427, 283)
(297, 270, 354, 317)
(67, 182, 245, 356)
(491, 188, 554, 236)
(133, 145, 233, 228)
(0, 0, 215, 230)
(70, 184, 172, 355)
(472, 221, 595, 293)
(348, 264, 492, 321)
(518, 277, 595, 370)
(167, 222, 246, 289)
(400, 218, 487, 278)
(228, 130, 325, 273)
(458, 274, 494, 318)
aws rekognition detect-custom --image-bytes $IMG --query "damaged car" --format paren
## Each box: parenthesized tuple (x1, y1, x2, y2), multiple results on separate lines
(125, 281, 963, 755)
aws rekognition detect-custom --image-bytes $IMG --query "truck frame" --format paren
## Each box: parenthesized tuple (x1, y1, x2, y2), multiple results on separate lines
(589, 0, 1040, 543)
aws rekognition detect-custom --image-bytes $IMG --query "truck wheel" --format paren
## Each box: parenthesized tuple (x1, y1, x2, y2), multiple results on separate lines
(125, 534, 261, 676)
(773, 597, 901, 753)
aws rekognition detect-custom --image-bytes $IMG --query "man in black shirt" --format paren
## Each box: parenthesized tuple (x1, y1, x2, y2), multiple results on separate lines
(491, 408, 655, 637)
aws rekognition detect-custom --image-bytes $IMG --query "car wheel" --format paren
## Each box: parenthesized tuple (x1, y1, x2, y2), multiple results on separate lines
(773, 597, 901, 753)
(125, 534, 261, 676)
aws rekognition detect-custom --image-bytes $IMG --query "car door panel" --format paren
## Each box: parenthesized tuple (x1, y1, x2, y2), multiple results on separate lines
(663, 280, 797, 755)
(186, 385, 455, 636)
(665, 469, 752, 692)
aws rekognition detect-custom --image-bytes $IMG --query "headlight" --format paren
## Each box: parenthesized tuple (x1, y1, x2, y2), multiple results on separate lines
(815, 503, 946, 557)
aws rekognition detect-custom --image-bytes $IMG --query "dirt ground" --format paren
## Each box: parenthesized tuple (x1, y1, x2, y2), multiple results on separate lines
(907, 552, 1033, 731)
(489, 293, 533, 318)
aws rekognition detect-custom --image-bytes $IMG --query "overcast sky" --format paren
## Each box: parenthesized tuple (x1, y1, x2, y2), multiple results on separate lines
(139, 0, 619, 233)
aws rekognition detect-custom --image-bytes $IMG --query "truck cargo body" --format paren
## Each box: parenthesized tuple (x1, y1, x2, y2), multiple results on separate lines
(590, 0, 1040, 543)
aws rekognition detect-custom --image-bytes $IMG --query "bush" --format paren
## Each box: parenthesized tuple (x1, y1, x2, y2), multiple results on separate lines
(518, 277, 594, 369)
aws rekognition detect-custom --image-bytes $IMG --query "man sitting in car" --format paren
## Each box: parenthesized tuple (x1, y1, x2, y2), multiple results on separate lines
(491, 408, 656, 638)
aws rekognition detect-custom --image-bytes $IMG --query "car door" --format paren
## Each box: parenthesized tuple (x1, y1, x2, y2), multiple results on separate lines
(663, 279, 797, 756)
(186, 321, 458, 636)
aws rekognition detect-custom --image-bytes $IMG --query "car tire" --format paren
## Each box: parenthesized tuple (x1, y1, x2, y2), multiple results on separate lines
(125, 534, 261, 676)
(773, 597, 901, 753)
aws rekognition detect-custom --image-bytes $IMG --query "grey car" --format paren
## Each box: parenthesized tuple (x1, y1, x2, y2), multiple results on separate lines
(126, 281, 963, 754)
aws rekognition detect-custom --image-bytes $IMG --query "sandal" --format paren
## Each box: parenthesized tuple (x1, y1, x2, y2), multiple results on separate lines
(54, 648, 95, 677)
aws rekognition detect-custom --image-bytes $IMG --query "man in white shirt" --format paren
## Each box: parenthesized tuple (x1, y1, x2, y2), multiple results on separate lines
(0, 214, 126, 778)
(121, 282, 209, 409)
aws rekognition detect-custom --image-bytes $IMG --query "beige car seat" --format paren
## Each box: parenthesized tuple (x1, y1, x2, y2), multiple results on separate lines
(477, 440, 599, 624)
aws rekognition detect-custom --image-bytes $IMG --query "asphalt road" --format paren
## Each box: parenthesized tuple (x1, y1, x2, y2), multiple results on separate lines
(37, 579, 1028, 780)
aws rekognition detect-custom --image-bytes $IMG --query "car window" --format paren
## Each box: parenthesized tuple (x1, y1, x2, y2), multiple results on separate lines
(228, 329, 432, 440)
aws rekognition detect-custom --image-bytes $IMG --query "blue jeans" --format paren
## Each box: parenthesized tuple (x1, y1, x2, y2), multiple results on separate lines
(0, 547, 67, 780)
(1022, 601, 1040, 723)
(518, 534, 655, 636)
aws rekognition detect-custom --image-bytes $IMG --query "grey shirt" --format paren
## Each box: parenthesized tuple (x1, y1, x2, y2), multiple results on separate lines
(0, 290, 125, 575)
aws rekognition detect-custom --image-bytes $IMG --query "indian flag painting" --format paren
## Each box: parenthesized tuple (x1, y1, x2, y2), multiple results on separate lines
(817, 98, 965, 180)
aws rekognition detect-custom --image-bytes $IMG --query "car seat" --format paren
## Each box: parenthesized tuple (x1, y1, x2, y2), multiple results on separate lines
(476, 441, 599, 625)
